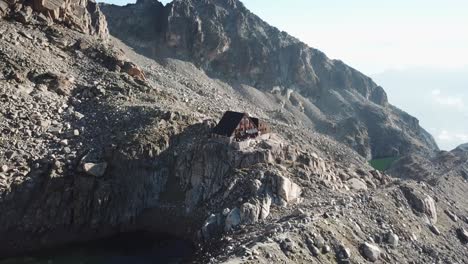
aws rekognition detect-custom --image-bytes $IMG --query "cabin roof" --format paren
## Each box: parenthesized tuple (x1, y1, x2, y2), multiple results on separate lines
(212, 111, 247, 137)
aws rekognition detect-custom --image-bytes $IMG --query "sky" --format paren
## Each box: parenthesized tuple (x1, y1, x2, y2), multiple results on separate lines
(103, 0, 468, 150)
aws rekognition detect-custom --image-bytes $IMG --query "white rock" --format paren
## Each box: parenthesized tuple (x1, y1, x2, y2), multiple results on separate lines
(0, 165, 8, 173)
(276, 175, 302, 203)
(347, 178, 368, 191)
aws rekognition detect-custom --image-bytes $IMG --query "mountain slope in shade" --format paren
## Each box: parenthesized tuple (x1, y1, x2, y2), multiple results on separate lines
(101, 0, 438, 159)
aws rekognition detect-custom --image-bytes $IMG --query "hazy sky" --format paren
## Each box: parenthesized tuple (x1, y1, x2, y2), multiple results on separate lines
(103, 0, 468, 150)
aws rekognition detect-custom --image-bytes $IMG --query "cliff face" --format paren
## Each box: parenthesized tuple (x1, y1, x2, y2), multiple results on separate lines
(0, 0, 108, 39)
(101, 0, 438, 159)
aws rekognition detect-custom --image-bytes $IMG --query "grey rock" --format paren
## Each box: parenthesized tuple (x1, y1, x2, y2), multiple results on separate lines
(322, 245, 331, 254)
(240, 202, 260, 225)
(225, 208, 241, 232)
(457, 228, 468, 243)
(428, 224, 441, 236)
(347, 178, 368, 191)
(202, 214, 221, 240)
(401, 185, 438, 223)
(258, 195, 272, 220)
(386, 232, 399, 247)
(444, 209, 458, 222)
(360, 242, 381, 262)
(82, 162, 107, 177)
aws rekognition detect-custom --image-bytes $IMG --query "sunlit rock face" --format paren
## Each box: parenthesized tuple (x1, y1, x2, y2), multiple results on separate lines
(0, 0, 108, 39)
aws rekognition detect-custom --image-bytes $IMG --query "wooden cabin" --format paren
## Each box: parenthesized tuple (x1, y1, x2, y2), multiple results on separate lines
(251, 117, 270, 135)
(212, 111, 269, 142)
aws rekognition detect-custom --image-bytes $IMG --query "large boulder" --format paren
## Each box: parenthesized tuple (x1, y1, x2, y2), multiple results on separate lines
(82, 162, 107, 177)
(240, 202, 260, 225)
(347, 178, 368, 191)
(401, 185, 438, 223)
(224, 208, 241, 232)
(360, 243, 381, 262)
(275, 175, 302, 203)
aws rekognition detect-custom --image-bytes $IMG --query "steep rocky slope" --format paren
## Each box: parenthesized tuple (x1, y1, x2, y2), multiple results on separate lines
(0, 1, 467, 264)
(100, 0, 438, 160)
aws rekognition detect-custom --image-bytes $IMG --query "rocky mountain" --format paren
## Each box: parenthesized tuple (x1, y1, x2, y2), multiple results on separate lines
(100, 0, 438, 160)
(458, 143, 468, 151)
(0, 0, 467, 264)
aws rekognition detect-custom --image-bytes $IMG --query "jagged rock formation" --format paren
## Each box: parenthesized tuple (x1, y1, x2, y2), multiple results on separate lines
(0, 0, 108, 38)
(100, 0, 438, 159)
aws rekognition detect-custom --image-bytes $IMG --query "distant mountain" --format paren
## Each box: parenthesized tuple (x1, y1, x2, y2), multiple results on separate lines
(458, 143, 468, 151)
(100, 0, 438, 159)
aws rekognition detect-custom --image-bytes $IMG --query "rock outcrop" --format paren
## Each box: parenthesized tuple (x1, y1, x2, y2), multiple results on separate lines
(0, 0, 108, 39)
(401, 185, 438, 223)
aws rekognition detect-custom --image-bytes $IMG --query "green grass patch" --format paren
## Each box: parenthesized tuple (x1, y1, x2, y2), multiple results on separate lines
(369, 157, 398, 171)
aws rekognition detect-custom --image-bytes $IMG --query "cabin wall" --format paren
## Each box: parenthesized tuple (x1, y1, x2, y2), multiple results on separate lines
(233, 116, 258, 140)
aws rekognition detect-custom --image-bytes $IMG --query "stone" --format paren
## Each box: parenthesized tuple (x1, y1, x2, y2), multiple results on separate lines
(222, 208, 230, 216)
(16, 11, 31, 24)
(386, 232, 399, 247)
(225, 208, 241, 232)
(0, 0, 9, 16)
(122, 61, 146, 80)
(347, 178, 368, 191)
(202, 214, 221, 240)
(337, 244, 351, 260)
(258, 196, 272, 220)
(360, 243, 381, 262)
(1, 165, 8, 173)
(456, 228, 468, 243)
(74, 112, 85, 120)
(444, 210, 458, 222)
(401, 186, 437, 223)
(240, 202, 259, 225)
(82, 162, 107, 177)
(322, 245, 331, 254)
(428, 224, 441, 236)
(73, 129, 80, 136)
(314, 235, 325, 249)
(276, 175, 301, 203)
(308, 245, 320, 256)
